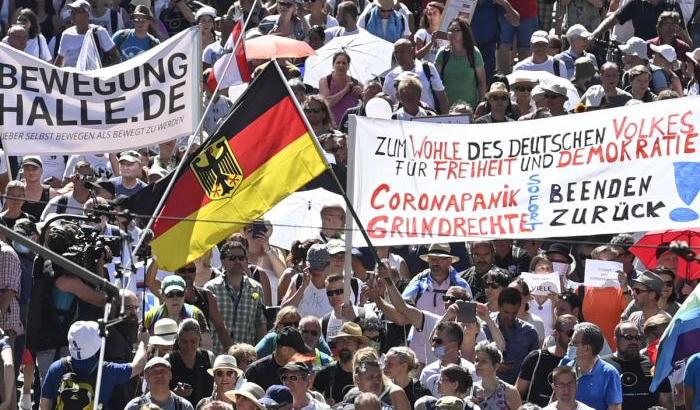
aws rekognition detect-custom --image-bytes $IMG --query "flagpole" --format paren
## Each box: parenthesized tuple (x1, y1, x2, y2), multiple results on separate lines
(271, 60, 385, 273)
(129, 3, 260, 264)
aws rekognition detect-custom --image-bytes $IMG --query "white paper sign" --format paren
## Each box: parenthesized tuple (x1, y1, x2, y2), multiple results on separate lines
(584, 259, 624, 288)
(521, 272, 561, 295)
(348, 98, 700, 247)
(0, 28, 199, 155)
(439, 0, 478, 31)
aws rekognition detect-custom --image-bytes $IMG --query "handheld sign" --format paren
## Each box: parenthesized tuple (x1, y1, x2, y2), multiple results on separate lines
(584, 259, 623, 288)
(521, 272, 561, 295)
(439, 0, 478, 31)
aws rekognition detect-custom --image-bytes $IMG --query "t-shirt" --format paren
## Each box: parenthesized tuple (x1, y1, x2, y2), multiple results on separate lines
(518, 349, 564, 406)
(58, 25, 116, 68)
(245, 355, 283, 391)
(684, 352, 700, 410)
(27, 34, 52, 61)
(602, 354, 671, 409)
(382, 60, 445, 110)
(37, 155, 67, 180)
(125, 392, 195, 410)
(562, 357, 622, 410)
(305, 14, 339, 28)
(41, 194, 86, 220)
(298, 283, 334, 318)
(64, 154, 114, 179)
(203, 41, 225, 66)
(110, 176, 147, 197)
(542, 401, 594, 410)
(616, 0, 683, 40)
(91, 8, 125, 35)
(324, 26, 366, 43)
(513, 57, 569, 78)
(579, 286, 628, 351)
(420, 357, 478, 397)
(313, 362, 354, 404)
(435, 48, 484, 108)
(112, 29, 159, 61)
(415, 29, 449, 63)
(41, 358, 133, 408)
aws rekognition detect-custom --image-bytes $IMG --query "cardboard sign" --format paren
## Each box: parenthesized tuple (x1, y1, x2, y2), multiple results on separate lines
(584, 259, 624, 288)
(521, 272, 561, 295)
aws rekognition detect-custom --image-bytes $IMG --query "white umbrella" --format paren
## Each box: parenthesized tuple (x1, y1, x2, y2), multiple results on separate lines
(303, 33, 394, 87)
(507, 70, 581, 112)
(264, 188, 345, 250)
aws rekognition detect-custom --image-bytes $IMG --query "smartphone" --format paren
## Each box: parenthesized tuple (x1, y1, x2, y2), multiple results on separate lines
(455, 301, 477, 323)
(250, 221, 268, 238)
(179, 382, 193, 390)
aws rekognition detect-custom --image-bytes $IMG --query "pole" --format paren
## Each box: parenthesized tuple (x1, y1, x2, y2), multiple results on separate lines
(272, 60, 384, 270)
(92, 303, 111, 410)
(129, 2, 259, 266)
(342, 115, 359, 301)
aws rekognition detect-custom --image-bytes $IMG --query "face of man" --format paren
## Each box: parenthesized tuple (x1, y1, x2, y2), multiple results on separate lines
(282, 370, 310, 395)
(531, 41, 548, 57)
(431, 328, 458, 356)
(601, 67, 619, 88)
(321, 208, 345, 235)
(554, 322, 575, 350)
(222, 248, 248, 274)
(552, 372, 577, 403)
(300, 321, 322, 348)
(146, 365, 172, 388)
(443, 287, 469, 311)
(70, 7, 90, 28)
(570, 36, 588, 52)
(631, 283, 654, 307)
(658, 18, 678, 38)
(122, 293, 139, 323)
(616, 324, 642, 360)
(335, 338, 360, 363)
(326, 280, 345, 308)
(544, 92, 566, 112)
(119, 160, 141, 178)
(568, 330, 590, 359)
(428, 255, 452, 280)
(393, 41, 414, 67)
(329, 252, 345, 272)
(472, 243, 495, 274)
(498, 303, 519, 327)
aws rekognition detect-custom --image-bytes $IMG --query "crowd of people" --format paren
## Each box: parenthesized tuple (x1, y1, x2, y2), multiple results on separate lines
(0, 0, 699, 408)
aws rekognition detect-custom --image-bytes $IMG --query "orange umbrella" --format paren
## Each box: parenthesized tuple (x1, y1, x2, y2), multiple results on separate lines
(245, 35, 316, 59)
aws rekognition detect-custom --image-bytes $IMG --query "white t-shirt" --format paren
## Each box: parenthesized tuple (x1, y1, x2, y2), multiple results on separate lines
(528, 298, 554, 339)
(203, 41, 225, 66)
(611, 0, 634, 42)
(298, 284, 334, 318)
(305, 14, 339, 28)
(382, 59, 445, 109)
(543, 401, 594, 410)
(324, 26, 366, 42)
(41, 194, 86, 220)
(90, 8, 125, 35)
(513, 57, 569, 78)
(35, 156, 67, 180)
(58, 25, 116, 68)
(64, 154, 114, 179)
(27, 35, 53, 61)
(325, 306, 378, 339)
(420, 357, 479, 397)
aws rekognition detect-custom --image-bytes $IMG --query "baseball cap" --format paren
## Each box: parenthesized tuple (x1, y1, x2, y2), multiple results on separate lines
(118, 150, 142, 163)
(530, 30, 549, 44)
(307, 244, 330, 270)
(415, 396, 438, 410)
(150, 318, 179, 346)
(326, 239, 345, 255)
(161, 275, 186, 294)
(278, 362, 312, 377)
(633, 270, 664, 296)
(276, 327, 313, 355)
(13, 218, 38, 236)
(566, 24, 592, 40)
(66, 0, 91, 12)
(144, 357, 171, 372)
(650, 43, 677, 62)
(21, 156, 43, 168)
(68, 321, 101, 360)
(259, 385, 293, 408)
(582, 84, 606, 108)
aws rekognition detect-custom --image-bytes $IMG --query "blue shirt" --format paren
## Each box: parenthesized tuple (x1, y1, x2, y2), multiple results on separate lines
(112, 29, 158, 62)
(42, 357, 133, 408)
(561, 357, 623, 410)
(684, 352, 700, 410)
(485, 313, 539, 384)
(554, 48, 598, 80)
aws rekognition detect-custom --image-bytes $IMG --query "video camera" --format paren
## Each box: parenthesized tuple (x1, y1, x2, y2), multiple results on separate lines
(58, 223, 121, 272)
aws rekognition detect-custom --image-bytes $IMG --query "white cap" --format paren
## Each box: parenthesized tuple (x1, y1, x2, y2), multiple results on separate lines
(66, 0, 91, 12)
(566, 24, 592, 40)
(145, 357, 171, 372)
(650, 43, 677, 62)
(194, 6, 217, 21)
(326, 239, 345, 255)
(618, 37, 648, 59)
(582, 84, 606, 108)
(68, 321, 101, 360)
(150, 318, 178, 346)
(530, 30, 549, 44)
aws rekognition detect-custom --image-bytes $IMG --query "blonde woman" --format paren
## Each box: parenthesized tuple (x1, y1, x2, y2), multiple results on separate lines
(383, 347, 431, 404)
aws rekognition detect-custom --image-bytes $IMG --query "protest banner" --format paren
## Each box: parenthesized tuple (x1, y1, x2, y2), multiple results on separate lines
(0, 28, 200, 155)
(439, 0, 478, 30)
(348, 97, 700, 247)
(520, 272, 561, 295)
(412, 114, 471, 124)
(583, 259, 624, 288)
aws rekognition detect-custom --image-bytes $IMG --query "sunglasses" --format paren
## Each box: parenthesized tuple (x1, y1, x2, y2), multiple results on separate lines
(442, 295, 469, 303)
(226, 255, 247, 261)
(632, 288, 651, 295)
(619, 334, 643, 341)
(165, 291, 185, 298)
(133, 17, 150, 22)
(215, 370, 236, 377)
(326, 288, 344, 297)
(431, 337, 443, 345)
(304, 108, 321, 114)
(514, 86, 533, 92)
(283, 374, 306, 382)
(302, 329, 320, 337)
(177, 267, 197, 274)
(544, 93, 561, 99)
(484, 282, 501, 289)
(490, 95, 508, 101)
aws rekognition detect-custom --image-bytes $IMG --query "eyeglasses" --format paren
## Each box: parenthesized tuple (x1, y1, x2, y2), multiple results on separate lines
(215, 370, 236, 377)
(304, 108, 321, 114)
(490, 95, 508, 101)
(165, 291, 185, 298)
(283, 374, 306, 382)
(326, 288, 344, 297)
(514, 86, 533, 92)
(133, 17, 150, 22)
(442, 295, 469, 303)
(619, 334, 643, 341)
(226, 255, 247, 261)
(632, 288, 651, 295)
(177, 267, 197, 274)
(302, 329, 320, 337)
(484, 282, 501, 289)
(664, 281, 674, 287)
(431, 337, 443, 345)
(544, 93, 561, 99)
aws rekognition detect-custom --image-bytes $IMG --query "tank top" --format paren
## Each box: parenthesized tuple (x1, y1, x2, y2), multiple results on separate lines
(168, 350, 214, 408)
(479, 380, 509, 410)
(327, 74, 360, 127)
(22, 185, 50, 221)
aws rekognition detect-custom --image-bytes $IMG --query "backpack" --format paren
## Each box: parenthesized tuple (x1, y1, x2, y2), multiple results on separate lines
(422, 61, 442, 113)
(295, 274, 360, 304)
(56, 194, 70, 215)
(26, 258, 72, 352)
(56, 357, 99, 410)
(90, 25, 117, 67)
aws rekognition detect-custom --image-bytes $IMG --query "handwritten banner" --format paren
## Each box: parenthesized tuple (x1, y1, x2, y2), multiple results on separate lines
(584, 260, 623, 288)
(348, 97, 700, 246)
(521, 272, 561, 295)
(0, 28, 199, 155)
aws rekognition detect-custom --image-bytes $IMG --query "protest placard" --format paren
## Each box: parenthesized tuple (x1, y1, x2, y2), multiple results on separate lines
(583, 259, 624, 288)
(348, 97, 700, 246)
(521, 272, 561, 295)
(439, 0, 478, 30)
(412, 114, 471, 124)
(0, 28, 199, 155)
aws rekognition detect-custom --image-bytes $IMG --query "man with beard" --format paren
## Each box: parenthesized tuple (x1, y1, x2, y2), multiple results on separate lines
(402, 243, 470, 317)
(461, 241, 510, 303)
(313, 322, 367, 404)
(106, 290, 140, 409)
(516, 314, 578, 406)
(602, 321, 673, 409)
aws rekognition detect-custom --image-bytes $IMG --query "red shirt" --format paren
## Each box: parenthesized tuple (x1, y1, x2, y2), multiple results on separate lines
(508, 0, 537, 19)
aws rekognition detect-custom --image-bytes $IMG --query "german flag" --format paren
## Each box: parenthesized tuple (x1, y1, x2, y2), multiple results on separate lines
(150, 62, 329, 271)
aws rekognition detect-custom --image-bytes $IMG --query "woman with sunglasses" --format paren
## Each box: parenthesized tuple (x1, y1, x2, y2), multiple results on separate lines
(303, 95, 336, 135)
(483, 270, 509, 313)
(169, 318, 216, 408)
(255, 306, 302, 356)
(509, 77, 537, 119)
(383, 347, 431, 405)
(145, 275, 211, 340)
(198, 355, 244, 408)
(474, 82, 514, 123)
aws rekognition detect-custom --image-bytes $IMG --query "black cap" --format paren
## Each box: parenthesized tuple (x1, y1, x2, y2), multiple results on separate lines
(278, 361, 312, 378)
(276, 327, 313, 354)
(546, 243, 573, 263)
(13, 218, 37, 236)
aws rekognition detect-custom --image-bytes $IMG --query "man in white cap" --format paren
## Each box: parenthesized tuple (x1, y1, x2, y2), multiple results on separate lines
(40, 320, 147, 410)
(615, 37, 670, 92)
(110, 150, 147, 197)
(513, 31, 568, 78)
(649, 43, 683, 94)
(54, 0, 120, 67)
(555, 24, 598, 79)
(125, 357, 194, 409)
(581, 62, 632, 108)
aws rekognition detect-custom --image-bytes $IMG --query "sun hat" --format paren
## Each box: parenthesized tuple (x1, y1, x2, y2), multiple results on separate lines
(224, 382, 265, 409)
(618, 37, 648, 59)
(68, 321, 101, 360)
(149, 318, 178, 346)
(484, 82, 509, 99)
(419, 243, 460, 263)
(207, 354, 243, 377)
(330, 322, 369, 345)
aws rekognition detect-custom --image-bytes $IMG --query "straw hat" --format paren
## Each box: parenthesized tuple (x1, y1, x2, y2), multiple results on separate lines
(207, 354, 243, 377)
(419, 243, 460, 263)
(485, 82, 509, 99)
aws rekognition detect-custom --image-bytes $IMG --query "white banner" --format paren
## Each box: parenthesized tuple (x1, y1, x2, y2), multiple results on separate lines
(583, 259, 623, 288)
(0, 28, 199, 155)
(520, 272, 561, 295)
(349, 97, 700, 247)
